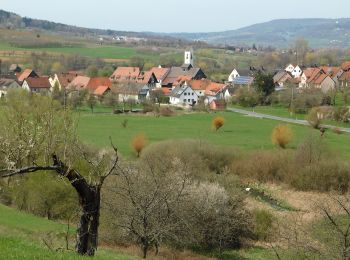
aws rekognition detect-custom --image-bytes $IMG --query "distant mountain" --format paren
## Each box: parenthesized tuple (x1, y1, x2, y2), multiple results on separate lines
(168, 19, 350, 48)
(0, 9, 177, 41)
(2, 9, 350, 49)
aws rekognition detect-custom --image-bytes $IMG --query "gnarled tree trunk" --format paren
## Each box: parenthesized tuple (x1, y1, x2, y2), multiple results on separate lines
(52, 155, 101, 256)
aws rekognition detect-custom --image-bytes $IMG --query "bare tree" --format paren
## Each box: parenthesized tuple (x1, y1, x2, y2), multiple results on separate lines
(103, 157, 192, 258)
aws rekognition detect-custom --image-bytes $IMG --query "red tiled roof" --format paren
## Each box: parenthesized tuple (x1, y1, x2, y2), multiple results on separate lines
(319, 66, 341, 78)
(94, 86, 110, 96)
(312, 74, 328, 85)
(110, 67, 140, 81)
(25, 77, 51, 89)
(68, 76, 91, 89)
(149, 67, 170, 80)
(339, 71, 350, 81)
(341, 61, 350, 71)
(87, 77, 112, 91)
(160, 88, 171, 95)
(17, 69, 38, 82)
(137, 71, 156, 84)
(56, 73, 76, 88)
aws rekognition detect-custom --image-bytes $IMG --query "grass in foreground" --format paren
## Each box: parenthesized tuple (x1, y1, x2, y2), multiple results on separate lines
(0, 204, 139, 259)
(77, 111, 350, 157)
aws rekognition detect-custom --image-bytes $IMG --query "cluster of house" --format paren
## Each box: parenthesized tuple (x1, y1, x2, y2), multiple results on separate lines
(273, 62, 350, 93)
(0, 51, 252, 109)
(4, 51, 347, 109)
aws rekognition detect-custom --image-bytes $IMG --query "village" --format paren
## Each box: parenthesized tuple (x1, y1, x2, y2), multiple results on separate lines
(1, 49, 349, 112)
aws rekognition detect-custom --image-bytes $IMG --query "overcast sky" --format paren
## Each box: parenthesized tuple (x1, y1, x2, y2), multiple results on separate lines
(1, 0, 350, 32)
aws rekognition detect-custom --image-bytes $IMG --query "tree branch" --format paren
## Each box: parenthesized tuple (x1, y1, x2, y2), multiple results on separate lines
(0, 165, 59, 178)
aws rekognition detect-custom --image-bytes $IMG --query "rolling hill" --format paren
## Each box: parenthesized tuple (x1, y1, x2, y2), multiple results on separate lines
(169, 18, 350, 48)
(1, 9, 350, 48)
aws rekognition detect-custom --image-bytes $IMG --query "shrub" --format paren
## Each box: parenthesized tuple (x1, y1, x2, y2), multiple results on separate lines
(307, 108, 321, 129)
(294, 134, 327, 166)
(131, 133, 148, 157)
(254, 209, 275, 241)
(142, 101, 156, 113)
(159, 107, 174, 117)
(291, 161, 350, 193)
(232, 88, 261, 107)
(121, 119, 128, 128)
(271, 124, 293, 149)
(232, 150, 292, 183)
(212, 116, 225, 131)
(332, 107, 350, 123)
(292, 90, 323, 114)
(333, 127, 342, 135)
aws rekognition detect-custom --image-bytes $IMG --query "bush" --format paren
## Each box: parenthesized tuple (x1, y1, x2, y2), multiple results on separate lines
(212, 117, 225, 131)
(183, 182, 252, 251)
(131, 133, 147, 157)
(159, 107, 174, 117)
(232, 88, 261, 107)
(271, 125, 293, 149)
(291, 161, 350, 193)
(142, 101, 156, 113)
(232, 150, 292, 183)
(292, 90, 323, 114)
(141, 140, 237, 179)
(254, 210, 275, 241)
(332, 107, 350, 123)
(307, 108, 322, 129)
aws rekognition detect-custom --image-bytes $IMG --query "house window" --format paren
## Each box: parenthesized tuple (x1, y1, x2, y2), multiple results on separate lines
(192, 93, 194, 95)
(183, 99, 186, 103)
(188, 99, 190, 102)
(184, 93, 187, 96)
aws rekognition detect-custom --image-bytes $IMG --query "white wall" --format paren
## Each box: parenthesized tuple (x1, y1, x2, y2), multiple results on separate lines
(228, 69, 240, 82)
(291, 66, 302, 78)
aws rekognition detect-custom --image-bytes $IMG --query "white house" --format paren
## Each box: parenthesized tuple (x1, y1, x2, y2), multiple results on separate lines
(169, 82, 198, 106)
(291, 65, 303, 78)
(22, 77, 51, 94)
(0, 78, 21, 97)
(285, 64, 295, 73)
(228, 68, 240, 82)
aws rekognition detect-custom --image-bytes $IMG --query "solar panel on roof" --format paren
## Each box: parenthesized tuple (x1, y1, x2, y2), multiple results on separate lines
(233, 76, 253, 85)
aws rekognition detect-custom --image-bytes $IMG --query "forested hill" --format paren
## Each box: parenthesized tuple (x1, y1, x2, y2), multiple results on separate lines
(0, 9, 163, 39)
(2, 9, 350, 48)
(168, 18, 350, 48)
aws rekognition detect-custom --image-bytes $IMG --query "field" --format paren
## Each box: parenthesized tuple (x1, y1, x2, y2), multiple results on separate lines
(0, 202, 283, 259)
(0, 204, 139, 260)
(77, 111, 350, 157)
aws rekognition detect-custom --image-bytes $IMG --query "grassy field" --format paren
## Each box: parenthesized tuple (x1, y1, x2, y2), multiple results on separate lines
(231, 104, 350, 128)
(77, 111, 350, 157)
(0, 204, 139, 259)
(0, 202, 287, 259)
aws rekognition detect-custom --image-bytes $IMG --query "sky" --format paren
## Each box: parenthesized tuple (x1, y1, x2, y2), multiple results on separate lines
(1, 0, 350, 33)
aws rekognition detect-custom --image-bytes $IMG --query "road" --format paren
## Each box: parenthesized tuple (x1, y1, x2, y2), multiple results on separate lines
(227, 107, 350, 134)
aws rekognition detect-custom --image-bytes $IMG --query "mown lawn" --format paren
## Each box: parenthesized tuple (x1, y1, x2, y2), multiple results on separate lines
(77, 111, 350, 157)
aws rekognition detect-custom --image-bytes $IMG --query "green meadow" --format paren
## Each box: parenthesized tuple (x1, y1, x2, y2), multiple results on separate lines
(77, 111, 350, 157)
(0, 204, 139, 260)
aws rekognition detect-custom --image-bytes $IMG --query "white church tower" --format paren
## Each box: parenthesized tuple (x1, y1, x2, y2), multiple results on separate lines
(184, 50, 194, 66)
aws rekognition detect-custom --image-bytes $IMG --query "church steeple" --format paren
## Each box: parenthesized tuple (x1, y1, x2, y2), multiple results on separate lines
(184, 50, 193, 66)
